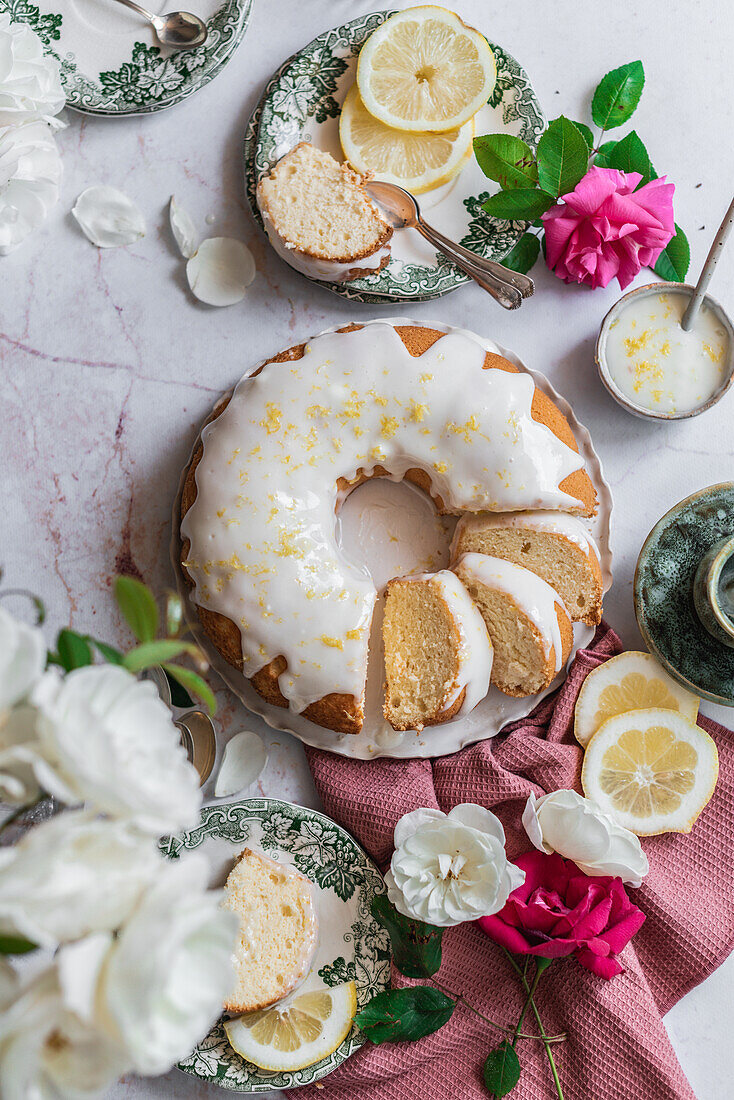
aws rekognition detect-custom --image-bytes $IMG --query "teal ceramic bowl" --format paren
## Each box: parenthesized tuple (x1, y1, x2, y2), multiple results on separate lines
(693, 535, 734, 648)
(634, 482, 734, 705)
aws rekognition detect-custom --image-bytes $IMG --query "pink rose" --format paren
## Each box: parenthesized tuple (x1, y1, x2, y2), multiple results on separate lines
(541, 166, 675, 290)
(478, 850, 645, 979)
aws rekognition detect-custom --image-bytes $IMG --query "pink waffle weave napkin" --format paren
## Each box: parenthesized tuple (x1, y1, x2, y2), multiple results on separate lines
(298, 624, 734, 1100)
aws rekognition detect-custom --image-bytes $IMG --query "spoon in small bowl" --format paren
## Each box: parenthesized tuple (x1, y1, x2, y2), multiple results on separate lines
(364, 180, 534, 310)
(109, 0, 208, 50)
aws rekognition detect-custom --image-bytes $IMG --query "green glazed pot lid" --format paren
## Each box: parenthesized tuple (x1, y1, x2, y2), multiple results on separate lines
(634, 482, 734, 706)
(1, 0, 253, 116)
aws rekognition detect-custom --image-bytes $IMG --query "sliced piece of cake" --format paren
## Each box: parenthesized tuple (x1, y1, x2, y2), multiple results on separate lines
(452, 511, 603, 625)
(383, 569, 493, 732)
(256, 142, 393, 283)
(222, 848, 318, 1014)
(453, 553, 573, 698)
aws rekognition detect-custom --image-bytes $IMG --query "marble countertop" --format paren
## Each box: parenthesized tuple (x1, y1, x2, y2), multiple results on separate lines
(2, 0, 733, 1096)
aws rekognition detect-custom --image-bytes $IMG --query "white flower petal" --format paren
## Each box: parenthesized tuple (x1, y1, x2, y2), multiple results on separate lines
(0, 120, 62, 255)
(521, 793, 553, 854)
(214, 729, 267, 798)
(393, 807, 445, 849)
(448, 803, 506, 844)
(0, 606, 46, 711)
(169, 194, 198, 259)
(0, 14, 65, 127)
(57, 934, 113, 1022)
(72, 186, 145, 248)
(186, 237, 256, 306)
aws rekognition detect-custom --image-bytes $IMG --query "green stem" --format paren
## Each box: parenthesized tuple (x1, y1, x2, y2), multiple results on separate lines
(430, 978, 565, 1043)
(502, 950, 565, 1100)
(511, 964, 544, 1048)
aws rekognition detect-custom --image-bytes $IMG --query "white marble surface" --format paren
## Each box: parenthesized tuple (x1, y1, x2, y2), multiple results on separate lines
(1, 1, 733, 1097)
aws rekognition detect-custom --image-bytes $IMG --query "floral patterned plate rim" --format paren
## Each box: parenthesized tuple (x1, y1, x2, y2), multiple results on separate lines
(244, 9, 545, 303)
(161, 796, 390, 1091)
(2, 0, 253, 116)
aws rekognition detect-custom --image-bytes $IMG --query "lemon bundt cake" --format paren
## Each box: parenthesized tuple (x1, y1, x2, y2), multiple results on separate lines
(223, 849, 318, 1014)
(256, 143, 393, 283)
(382, 569, 493, 732)
(180, 321, 597, 734)
(453, 553, 573, 697)
(452, 511, 603, 625)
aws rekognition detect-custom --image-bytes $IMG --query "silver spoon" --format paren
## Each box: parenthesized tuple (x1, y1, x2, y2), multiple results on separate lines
(364, 180, 534, 310)
(109, 0, 208, 50)
(682, 193, 734, 331)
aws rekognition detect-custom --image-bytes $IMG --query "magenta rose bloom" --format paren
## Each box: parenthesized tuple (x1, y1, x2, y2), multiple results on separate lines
(478, 850, 645, 979)
(541, 166, 675, 290)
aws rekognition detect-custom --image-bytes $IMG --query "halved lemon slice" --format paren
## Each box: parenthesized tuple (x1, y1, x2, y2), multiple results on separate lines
(224, 981, 357, 1072)
(340, 83, 474, 194)
(356, 6, 496, 133)
(581, 708, 718, 835)
(574, 651, 699, 748)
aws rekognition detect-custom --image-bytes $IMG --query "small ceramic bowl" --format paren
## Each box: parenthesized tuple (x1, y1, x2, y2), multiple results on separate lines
(693, 534, 734, 649)
(595, 281, 734, 421)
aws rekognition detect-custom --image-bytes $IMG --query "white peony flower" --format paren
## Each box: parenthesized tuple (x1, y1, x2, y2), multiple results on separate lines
(0, 14, 65, 127)
(522, 789, 649, 887)
(0, 952, 128, 1100)
(0, 706, 43, 805)
(0, 810, 161, 948)
(97, 856, 238, 1075)
(29, 664, 202, 836)
(385, 804, 525, 927)
(0, 120, 62, 256)
(0, 604, 46, 714)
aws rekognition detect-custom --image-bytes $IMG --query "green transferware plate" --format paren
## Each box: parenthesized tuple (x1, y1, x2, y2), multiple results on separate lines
(244, 9, 545, 303)
(634, 482, 734, 706)
(160, 797, 391, 1092)
(2, 0, 252, 116)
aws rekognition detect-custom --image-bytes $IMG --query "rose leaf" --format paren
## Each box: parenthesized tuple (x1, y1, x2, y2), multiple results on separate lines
(499, 233, 540, 275)
(162, 663, 217, 715)
(473, 134, 539, 190)
(607, 130, 653, 185)
(0, 935, 37, 955)
(356, 986, 455, 1044)
(371, 895, 444, 978)
(536, 117, 589, 197)
(569, 120, 594, 152)
(114, 575, 159, 643)
(483, 1041, 522, 1097)
(55, 629, 93, 671)
(594, 140, 618, 168)
(653, 224, 690, 282)
(591, 61, 645, 131)
(482, 189, 555, 221)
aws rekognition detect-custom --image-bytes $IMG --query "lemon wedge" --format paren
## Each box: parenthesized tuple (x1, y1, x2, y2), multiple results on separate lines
(340, 83, 474, 194)
(356, 6, 496, 133)
(581, 708, 718, 836)
(574, 651, 699, 748)
(224, 981, 357, 1072)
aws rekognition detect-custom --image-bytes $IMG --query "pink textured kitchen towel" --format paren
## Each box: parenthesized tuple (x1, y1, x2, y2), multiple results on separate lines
(299, 624, 734, 1100)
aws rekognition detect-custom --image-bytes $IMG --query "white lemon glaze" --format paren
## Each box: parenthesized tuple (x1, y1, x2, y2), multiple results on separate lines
(398, 569, 493, 718)
(452, 510, 600, 563)
(260, 208, 392, 283)
(454, 552, 567, 672)
(181, 323, 584, 713)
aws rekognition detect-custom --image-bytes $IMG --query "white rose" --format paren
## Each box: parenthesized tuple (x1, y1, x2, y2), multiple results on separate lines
(0, 810, 161, 948)
(96, 857, 238, 1075)
(30, 665, 201, 836)
(0, 605, 46, 713)
(0, 705, 43, 805)
(0, 948, 128, 1100)
(0, 120, 62, 256)
(385, 804, 525, 928)
(0, 14, 65, 126)
(522, 789, 649, 887)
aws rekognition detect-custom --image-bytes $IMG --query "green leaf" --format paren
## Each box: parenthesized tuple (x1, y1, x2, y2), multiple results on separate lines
(591, 61, 645, 131)
(162, 663, 216, 715)
(0, 935, 37, 955)
(607, 130, 652, 184)
(114, 576, 159, 643)
(356, 986, 455, 1044)
(122, 639, 199, 673)
(536, 117, 589, 197)
(500, 233, 541, 275)
(371, 896, 444, 978)
(594, 140, 618, 168)
(483, 1041, 522, 1097)
(569, 120, 594, 152)
(56, 629, 93, 671)
(164, 667, 194, 708)
(165, 591, 184, 638)
(482, 188, 555, 221)
(473, 134, 538, 190)
(653, 223, 690, 282)
(90, 639, 125, 666)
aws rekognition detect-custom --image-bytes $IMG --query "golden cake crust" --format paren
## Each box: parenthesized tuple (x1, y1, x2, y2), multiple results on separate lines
(179, 325, 597, 733)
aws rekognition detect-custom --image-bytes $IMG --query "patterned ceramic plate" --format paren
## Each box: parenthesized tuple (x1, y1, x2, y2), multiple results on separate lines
(161, 797, 390, 1092)
(2, 0, 253, 116)
(244, 9, 545, 303)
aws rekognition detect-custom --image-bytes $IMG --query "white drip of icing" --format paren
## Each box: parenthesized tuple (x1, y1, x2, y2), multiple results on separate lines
(181, 323, 584, 712)
(454, 552, 567, 672)
(260, 208, 392, 283)
(405, 569, 493, 717)
(453, 510, 600, 562)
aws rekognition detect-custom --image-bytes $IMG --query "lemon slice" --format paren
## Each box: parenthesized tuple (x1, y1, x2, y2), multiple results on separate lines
(224, 981, 357, 1072)
(574, 651, 699, 748)
(340, 84, 474, 194)
(356, 6, 496, 133)
(581, 708, 718, 835)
